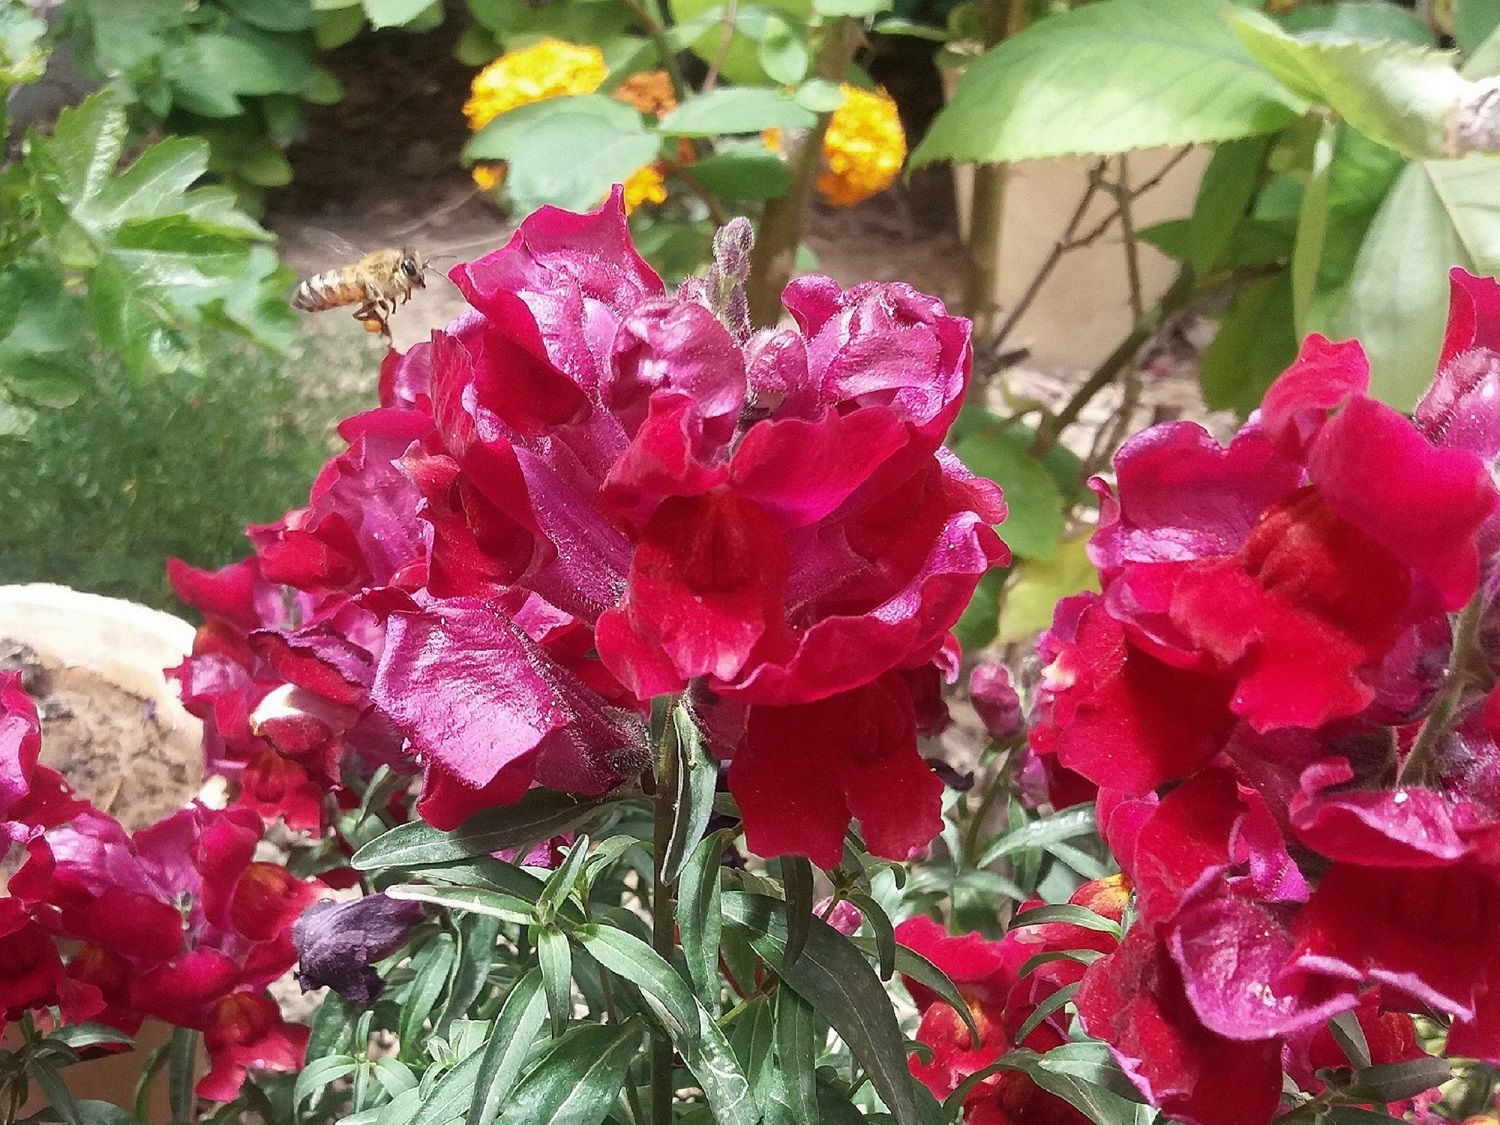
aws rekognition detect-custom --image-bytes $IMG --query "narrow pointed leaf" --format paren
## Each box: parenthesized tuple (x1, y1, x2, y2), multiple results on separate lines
(851, 936, 981, 1047)
(386, 884, 538, 926)
(494, 1021, 644, 1125)
(663, 705, 718, 884)
(353, 792, 613, 869)
(541, 834, 592, 915)
(539, 927, 574, 1038)
(1014, 981, 1080, 1045)
(571, 923, 698, 1044)
(782, 856, 815, 968)
(399, 934, 456, 1061)
(677, 999, 761, 1125)
(848, 893, 895, 981)
(468, 970, 548, 1125)
(773, 986, 820, 1124)
(1009, 904, 1120, 936)
(678, 829, 728, 1011)
(722, 891, 920, 1125)
(977, 806, 1097, 868)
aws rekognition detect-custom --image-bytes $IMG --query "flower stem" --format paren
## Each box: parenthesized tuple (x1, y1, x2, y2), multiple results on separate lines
(746, 17, 858, 325)
(1400, 591, 1486, 786)
(650, 716, 680, 1123)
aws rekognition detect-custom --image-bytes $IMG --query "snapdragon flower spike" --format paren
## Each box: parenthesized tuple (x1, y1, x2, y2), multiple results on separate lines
(1041, 274, 1500, 1125)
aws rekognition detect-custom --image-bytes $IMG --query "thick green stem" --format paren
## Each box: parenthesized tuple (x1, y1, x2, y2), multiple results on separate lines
(650, 720, 680, 1124)
(1400, 592, 1486, 785)
(746, 18, 858, 325)
(961, 164, 1008, 344)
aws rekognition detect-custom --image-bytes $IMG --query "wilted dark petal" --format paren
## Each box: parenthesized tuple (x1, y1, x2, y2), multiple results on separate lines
(293, 894, 425, 1005)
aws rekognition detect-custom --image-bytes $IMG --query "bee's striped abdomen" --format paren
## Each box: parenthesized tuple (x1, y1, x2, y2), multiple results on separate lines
(292, 268, 368, 313)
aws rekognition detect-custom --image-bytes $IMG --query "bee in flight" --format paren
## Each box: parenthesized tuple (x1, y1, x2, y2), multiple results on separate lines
(291, 246, 429, 339)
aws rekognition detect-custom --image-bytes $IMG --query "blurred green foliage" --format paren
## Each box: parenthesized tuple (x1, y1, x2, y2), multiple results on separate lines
(0, 340, 363, 610)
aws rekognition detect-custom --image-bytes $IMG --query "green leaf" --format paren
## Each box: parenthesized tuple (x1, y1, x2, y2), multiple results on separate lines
(167, 1028, 195, 1125)
(1201, 271, 1298, 413)
(659, 88, 817, 136)
(1009, 903, 1121, 936)
(690, 150, 792, 199)
(1459, 1, 1500, 56)
(494, 1021, 643, 1125)
(771, 987, 820, 1124)
(976, 806, 1098, 869)
(353, 791, 612, 869)
(74, 1104, 142, 1125)
(296, 1056, 360, 1118)
(405, 1037, 487, 1125)
(1279, 1, 1435, 46)
(1293, 117, 1337, 332)
(497, 110, 662, 214)
(1013, 981, 1079, 1045)
(952, 428, 1065, 561)
(854, 936, 981, 1047)
(847, 893, 895, 981)
(1314, 151, 1500, 408)
(955, 567, 1005, 651)
(1019, 948, 1107, 979)
(1230, 11, 1465, 161)
(679, 1000, 760, 1125)
(782, 855, 815, 969)
(664, 705, 718, 884)
(912, 0, 1302, 166)
(32, 1063, 83, 1125)
(679, 829, 727, 1011)
(947, 1048, 1144, 1125)
(467, 971, 549, 1125)
(222, 0, 323, 32)
(815, 0, 892, 16)
(794, 78, 845, 112)
(47, 1024, 134, 1052)
(541, 834, 592, 916)
(571, 924, 698, 1044)
(398, 934, 457, 1060)
(539, 927, 575, 1038)
(758, 14, 810, 84)
(364, 0, 438, 27)
(315, 6, 365, 48)
(1329, 1009, 1372, 1070)
(1345, 1057, 1453, 1103)
(386, 883, 536, 926)
(722, 891, 921, 1125)
(1184, 136, 1271, 274)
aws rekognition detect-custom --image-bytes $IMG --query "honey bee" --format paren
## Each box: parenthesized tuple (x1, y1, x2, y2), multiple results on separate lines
(291, 246, 429, 338)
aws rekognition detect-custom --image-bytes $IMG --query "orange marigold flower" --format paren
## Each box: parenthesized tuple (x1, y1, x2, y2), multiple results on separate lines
(623, 164, 669, 213)
(463, 39, 607, 133)
(613, 70, 678, 117)
(816, 84, 906, 207)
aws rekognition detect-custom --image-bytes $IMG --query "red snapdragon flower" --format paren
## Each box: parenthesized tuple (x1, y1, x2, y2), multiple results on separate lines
(896, 877, 1128, 1125)
(172, 192, 1005, 864)
(1040, 271, 1500, 1125)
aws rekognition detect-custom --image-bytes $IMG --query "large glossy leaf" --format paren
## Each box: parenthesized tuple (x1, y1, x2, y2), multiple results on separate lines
(353, 791, 613, 869)
(659, 88, 817, 136)
(1310, 153, 1500, 409)
(494, 1021, 643, 1125)
(913, 0, 1302, 166)
(722, 891, 921, 1125)
(952, 428, 1065, 561)
(1230, 11, 1465, 161)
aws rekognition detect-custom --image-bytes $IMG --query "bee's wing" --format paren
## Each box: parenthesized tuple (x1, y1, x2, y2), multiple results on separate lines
(287, 224, 370, 262)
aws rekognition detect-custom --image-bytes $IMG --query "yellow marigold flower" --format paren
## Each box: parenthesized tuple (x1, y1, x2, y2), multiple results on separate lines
(612, 70, 677, 117)
(622, 164, 668, 213)
(463, 39, 607, 133)
(816, 84, 906, 207)
(471, 162, 505, 193)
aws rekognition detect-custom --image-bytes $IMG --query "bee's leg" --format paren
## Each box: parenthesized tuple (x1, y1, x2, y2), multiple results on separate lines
(353, 300, 392, 339)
